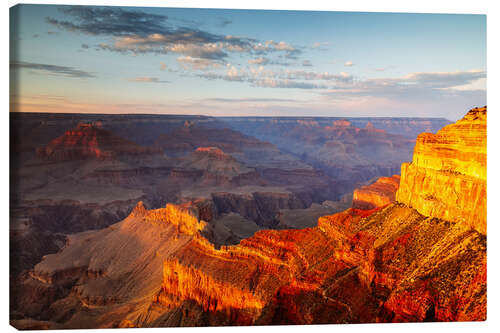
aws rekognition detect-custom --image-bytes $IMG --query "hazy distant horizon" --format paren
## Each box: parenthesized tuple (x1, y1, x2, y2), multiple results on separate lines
(10, 110, 456, 121)
(10, 4, 486, 121)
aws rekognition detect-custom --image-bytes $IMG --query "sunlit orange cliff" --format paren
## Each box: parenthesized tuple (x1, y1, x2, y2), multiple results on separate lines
(11, 107, 486, 329)
(397, 106, 486, 234)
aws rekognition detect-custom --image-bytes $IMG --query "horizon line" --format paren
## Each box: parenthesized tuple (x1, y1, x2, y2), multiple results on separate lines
(9, 111, 454, 121)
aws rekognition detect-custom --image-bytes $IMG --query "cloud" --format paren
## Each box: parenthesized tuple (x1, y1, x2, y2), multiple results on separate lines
(198, 66, 353, 89)
(302, 60, 312, 67)
(177, 56, 223, 70)
(247, 57, 292, 66)
(216, 18, 232, 28)
(404, 71, 485, 88)
(127, 76, 169, 83)
(168, 43, 227, 60)
(195, 63, 485, 98)
(10, 61, 95, 78)
(344, 61, 354, 67)
(248, 57, 270, 65)
(81, 43, 89, 49)
(282, 69, 353, 82)
(46, 6, 169, 36)
(311, 41, 330, 50)
(251, 79, 326, 89)
(46, 6, 300, 61)
(323, 70, 486, 101)
(97, 34, 231, 60)
(160, 62, 167, 71)
(204, 97, 298, 103)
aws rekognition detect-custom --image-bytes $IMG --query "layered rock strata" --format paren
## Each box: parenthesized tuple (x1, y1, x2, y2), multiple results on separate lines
(37, 123, 160, 161)
(397, 107, 486, 234)
(352, 175, 400, 210)
(14, 199, 485, 328)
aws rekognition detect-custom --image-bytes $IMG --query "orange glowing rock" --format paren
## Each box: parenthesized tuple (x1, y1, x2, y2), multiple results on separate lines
(352, 175, 400, 210)
(396, 106, 486, 234)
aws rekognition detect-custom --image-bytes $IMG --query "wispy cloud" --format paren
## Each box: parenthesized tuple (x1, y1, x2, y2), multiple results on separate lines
(252, 79, 327, 89)
(46, 6, 170, 36)
(248, 57, 270, 65)
(216, 18, 232, 28)
(46, 6, 301, 61)
(198, 66, 352, 89)
(311, 41, 330, 50)
(127, 76, 169, 83)
(323, 70, 486, 100)
(344, 61, 354, 67)
(10, 61, 95, 78)
(247, 56, 293, 66)
(177, 56, 223, 70)
(195, 62, 485, 97)
(204, 97, 298, 103)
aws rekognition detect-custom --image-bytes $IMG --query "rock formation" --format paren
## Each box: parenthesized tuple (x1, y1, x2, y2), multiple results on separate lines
(397, 106, 486, 234)
(37, 123, 160, 161)
(13, 195, 485, 328)
(11, 109, 485, 329)
(352, 175, 400, 210)
(177, 147, 254, 178)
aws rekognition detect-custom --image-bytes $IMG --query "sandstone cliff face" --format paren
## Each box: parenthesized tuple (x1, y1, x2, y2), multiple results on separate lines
(397, 107, 486, 234)
(352, 175, 400, 210)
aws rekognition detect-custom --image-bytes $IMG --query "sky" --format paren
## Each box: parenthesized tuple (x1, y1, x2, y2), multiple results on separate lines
(9, 4, 486, 120)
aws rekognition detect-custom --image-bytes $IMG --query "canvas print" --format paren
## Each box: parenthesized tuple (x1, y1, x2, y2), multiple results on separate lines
(9, 3, 486, 329)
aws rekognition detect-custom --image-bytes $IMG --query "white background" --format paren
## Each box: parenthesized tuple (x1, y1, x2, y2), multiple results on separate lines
(2, 1, 498, 332)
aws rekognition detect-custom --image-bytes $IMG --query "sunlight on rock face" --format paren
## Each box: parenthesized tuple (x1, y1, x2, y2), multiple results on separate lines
(397, 107, 486, 234)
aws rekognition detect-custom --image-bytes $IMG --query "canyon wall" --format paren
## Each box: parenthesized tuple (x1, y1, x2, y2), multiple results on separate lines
(397, 107, 486, 234)
(352, 175, 400, 210)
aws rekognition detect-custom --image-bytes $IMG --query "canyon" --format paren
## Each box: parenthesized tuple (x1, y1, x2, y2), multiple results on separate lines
(11, 112, 430, 269)
(220, 116, 450, 191)
(10, 107, 486, 328)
